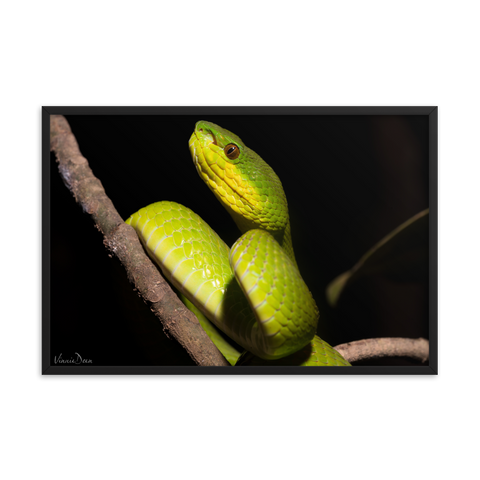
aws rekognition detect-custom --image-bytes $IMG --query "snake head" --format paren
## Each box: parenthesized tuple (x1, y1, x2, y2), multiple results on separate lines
(190, 121, 245, 158)
(188, 121, 290, 243)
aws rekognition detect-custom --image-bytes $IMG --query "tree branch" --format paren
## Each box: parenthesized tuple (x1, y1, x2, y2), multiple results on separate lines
(334, 337, 429, 364)
(50, 115, 229, 366)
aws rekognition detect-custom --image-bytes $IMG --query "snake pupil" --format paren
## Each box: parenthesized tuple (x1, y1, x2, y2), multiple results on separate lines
(225, 143, 240, 160)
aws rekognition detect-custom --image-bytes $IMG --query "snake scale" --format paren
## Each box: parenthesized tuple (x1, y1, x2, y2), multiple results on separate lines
(126, 121, 350, 366)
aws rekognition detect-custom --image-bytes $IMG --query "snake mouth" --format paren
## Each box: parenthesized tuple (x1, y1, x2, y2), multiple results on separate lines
(195, 123, 217, 146)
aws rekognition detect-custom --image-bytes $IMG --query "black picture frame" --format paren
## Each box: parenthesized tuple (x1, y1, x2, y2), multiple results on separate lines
(41, 105, 439, 375)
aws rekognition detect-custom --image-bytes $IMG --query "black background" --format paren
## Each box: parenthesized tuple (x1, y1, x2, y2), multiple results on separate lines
(49, 113, 430, 366)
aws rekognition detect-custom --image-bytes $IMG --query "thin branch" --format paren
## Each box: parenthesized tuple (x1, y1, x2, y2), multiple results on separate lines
(50, 115, 229, 367)
(334, 337, 429, 364)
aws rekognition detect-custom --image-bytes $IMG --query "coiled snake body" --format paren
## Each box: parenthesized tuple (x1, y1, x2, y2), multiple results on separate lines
(126, 121, 350, 366)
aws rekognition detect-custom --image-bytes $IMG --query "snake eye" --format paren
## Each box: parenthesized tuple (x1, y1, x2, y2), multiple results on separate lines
(224, 143, 240, 160)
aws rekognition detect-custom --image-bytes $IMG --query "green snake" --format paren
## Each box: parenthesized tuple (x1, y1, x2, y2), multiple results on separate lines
(126, 121, 350, 366)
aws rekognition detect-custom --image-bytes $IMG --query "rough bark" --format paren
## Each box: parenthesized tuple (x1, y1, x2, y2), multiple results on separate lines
(334, 337, 429, 364)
